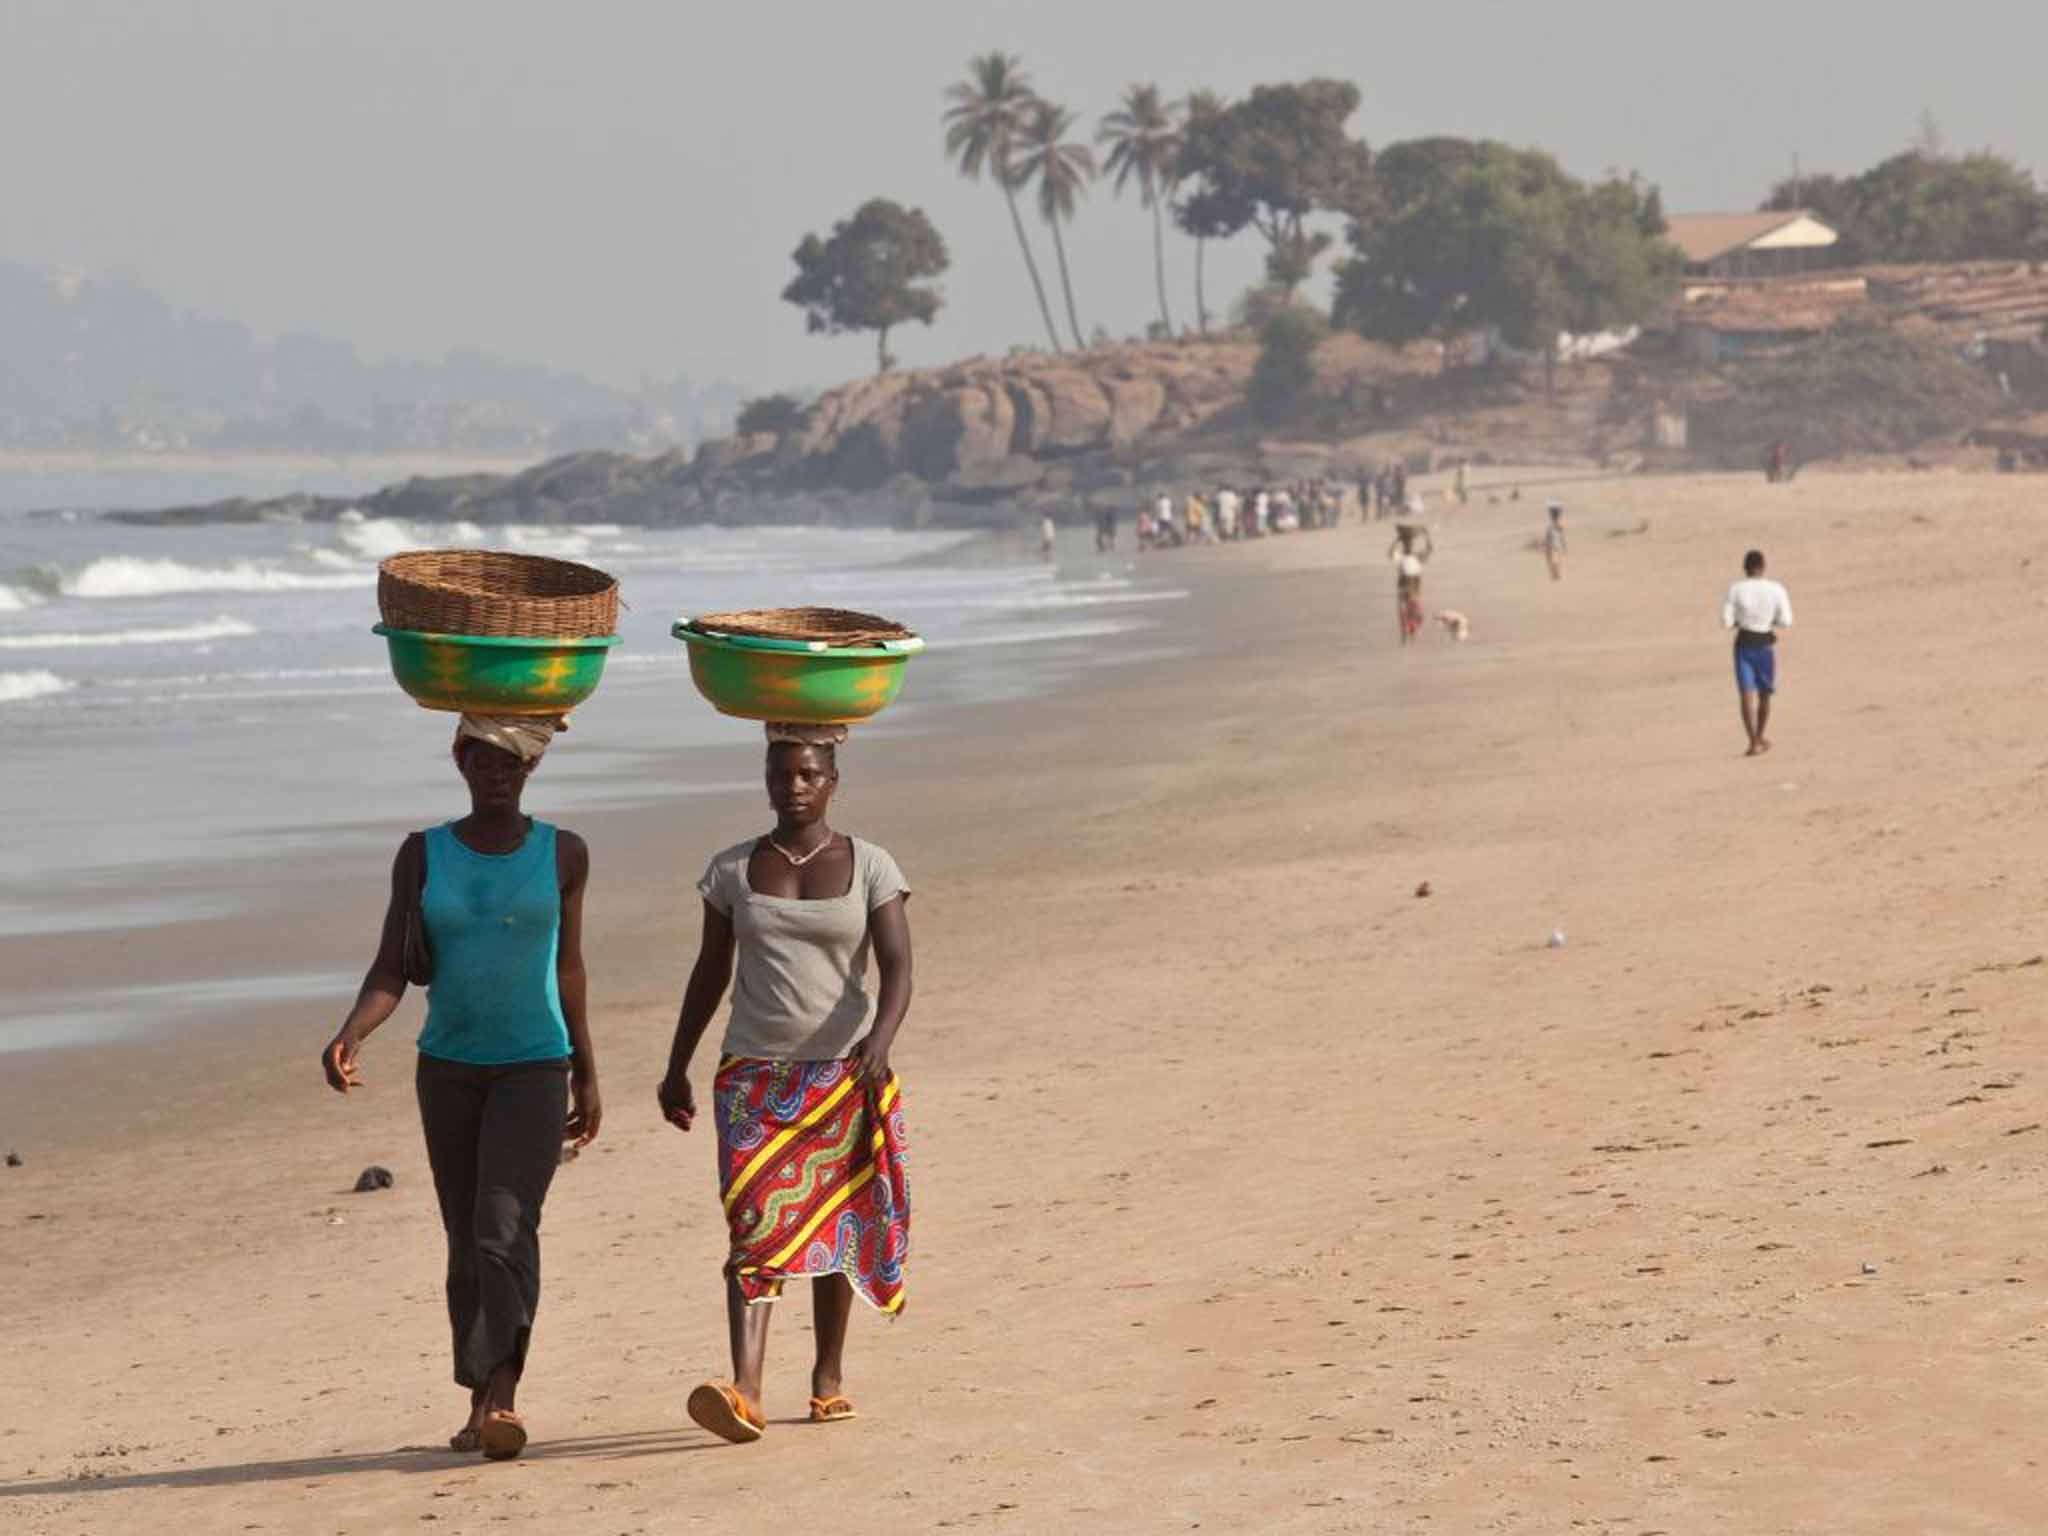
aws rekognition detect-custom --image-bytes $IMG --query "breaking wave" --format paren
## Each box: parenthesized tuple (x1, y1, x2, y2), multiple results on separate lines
(0, 669, 72, 703)
(62, 557, 371, 599)
(0, 616, 258, 651)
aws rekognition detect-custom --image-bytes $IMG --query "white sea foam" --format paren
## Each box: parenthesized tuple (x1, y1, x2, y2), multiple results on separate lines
(0, 669, 72, 703)
(0, 583, 40, 612)
(501, 526, 594, 558)
(0, 616, 258, 651)
(63, 556, 370, 599)
(332, 516, 486, 562)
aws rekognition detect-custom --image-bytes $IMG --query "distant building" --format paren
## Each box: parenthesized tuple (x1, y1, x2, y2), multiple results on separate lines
(1665, 211, 1840, 278)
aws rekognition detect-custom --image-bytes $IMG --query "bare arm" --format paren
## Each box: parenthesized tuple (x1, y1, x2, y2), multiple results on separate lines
(556, 830, 601, 1146)
(320, 834, 421, 1093)
(657, 900, 735, 1132)
(849, 895, 913, 1081)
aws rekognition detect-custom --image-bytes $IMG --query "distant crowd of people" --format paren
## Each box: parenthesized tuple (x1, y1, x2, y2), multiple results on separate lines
(1113, 463, 1452, 554)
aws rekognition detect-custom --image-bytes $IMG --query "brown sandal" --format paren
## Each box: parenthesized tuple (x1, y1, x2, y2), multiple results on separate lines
(808, 1395, 857, 1423)
(687, 1381, 765, 1444)
(479, 1409, 527, 1461)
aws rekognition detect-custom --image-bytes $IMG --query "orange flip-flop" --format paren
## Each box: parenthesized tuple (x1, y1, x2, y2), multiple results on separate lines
(808, 1395, 857, 1423)
(479, 1409, 527, 1461)
(687, 1381, 765, 1444)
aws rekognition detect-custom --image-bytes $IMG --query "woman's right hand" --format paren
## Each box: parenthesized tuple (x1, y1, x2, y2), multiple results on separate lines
(321, 1032, 364, 1094)
(657, 1072, 695, 1132)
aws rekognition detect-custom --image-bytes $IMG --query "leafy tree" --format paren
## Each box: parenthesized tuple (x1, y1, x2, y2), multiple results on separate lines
(1099, 83, 1182, 335)
(1172, 80, 1372, 300)
(735, 393, 807, 436)
(1335, 140, 1678, 392)
(943, 52, 1064, 352)
(1762, 149, 2047, 263)
(1247, 304, 1329, 423)
(1173, 90, 1231, 333)
(1011, 101, 1097, 350)
(781, 199, 949, 375)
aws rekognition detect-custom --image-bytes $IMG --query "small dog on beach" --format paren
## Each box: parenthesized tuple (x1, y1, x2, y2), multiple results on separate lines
(1434, 609, 1470, 642)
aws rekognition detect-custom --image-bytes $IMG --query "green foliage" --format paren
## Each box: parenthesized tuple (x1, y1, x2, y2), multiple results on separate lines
(1011, 101, 1096, 348)
(782, 199, 949, 374)
(735, 393, 807, 437)
(1334, 139, 1679, 357)
(942, 52, 1064, 352)
(1172, 80, 1371, 297)
(1101, 82, 1184, 334)
(1098, 84, 1180, 208)
(1247, 304, 1329, 423)
(1231, 283, 1293, 330)
(1695, 322, 2001, 458)
(1762, 150, 2048, 262)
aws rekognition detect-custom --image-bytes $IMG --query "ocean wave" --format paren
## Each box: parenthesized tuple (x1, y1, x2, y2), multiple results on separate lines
(0, 582, 42, 612)
(501, 526, 593, 558)
(63, 556, 371, 599)
(0, 669, 72, 703)
(0, 616, 258, 651)
(332, 514, 486, 562)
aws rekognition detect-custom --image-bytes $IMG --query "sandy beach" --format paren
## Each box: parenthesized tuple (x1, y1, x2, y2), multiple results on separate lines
(5, 470, 2047, 1533)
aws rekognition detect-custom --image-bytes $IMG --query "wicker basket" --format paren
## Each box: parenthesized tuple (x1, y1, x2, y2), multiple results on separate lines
(684, 606, 912, 648)
(377, 550, 619, 638)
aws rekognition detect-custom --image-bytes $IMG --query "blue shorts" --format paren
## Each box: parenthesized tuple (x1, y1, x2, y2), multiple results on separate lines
(1733, 640, 1777, 695)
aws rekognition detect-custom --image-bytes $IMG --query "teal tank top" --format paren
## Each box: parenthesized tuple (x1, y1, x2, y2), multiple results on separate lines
(416, 819, 571, 1065)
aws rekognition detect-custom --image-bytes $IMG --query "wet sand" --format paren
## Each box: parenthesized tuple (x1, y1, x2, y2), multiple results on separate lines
(4, 471, 2046, 1532)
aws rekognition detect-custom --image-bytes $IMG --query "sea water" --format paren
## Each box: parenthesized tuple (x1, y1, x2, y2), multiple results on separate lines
(0, 506, 1185, 1039)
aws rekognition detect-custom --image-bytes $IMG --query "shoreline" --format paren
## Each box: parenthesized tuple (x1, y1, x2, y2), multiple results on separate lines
(6, 474, 2048, 1529)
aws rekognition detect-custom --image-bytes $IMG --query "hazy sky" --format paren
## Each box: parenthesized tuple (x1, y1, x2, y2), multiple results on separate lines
(3, 0, 2042, 394)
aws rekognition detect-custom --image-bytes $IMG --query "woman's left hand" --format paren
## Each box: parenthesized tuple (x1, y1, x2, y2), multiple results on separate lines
(565, 1074, 603, 1148)
(846, 1036, 891, 1083)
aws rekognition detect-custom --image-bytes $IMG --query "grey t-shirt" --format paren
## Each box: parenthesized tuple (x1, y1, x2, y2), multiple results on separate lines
(698, 836, 910, 1061)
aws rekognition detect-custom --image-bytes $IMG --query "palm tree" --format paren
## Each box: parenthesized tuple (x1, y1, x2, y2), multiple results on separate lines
(1099, 84, 1182, 336)
(943, 52, 1063, 353)
(1180, 90, 1225, 334)
(1012, 100, 1096, 350)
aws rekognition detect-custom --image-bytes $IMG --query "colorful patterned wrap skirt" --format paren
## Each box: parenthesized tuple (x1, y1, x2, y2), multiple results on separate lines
(713, 1056, 909, 1313)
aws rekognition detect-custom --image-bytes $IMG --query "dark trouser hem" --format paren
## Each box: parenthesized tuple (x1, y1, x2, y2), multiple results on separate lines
(415, 1053, 569, 1390)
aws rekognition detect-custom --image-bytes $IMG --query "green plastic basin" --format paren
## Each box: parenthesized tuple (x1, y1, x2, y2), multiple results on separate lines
(672, 621, 923, 724)
(374, 625, 622, 715)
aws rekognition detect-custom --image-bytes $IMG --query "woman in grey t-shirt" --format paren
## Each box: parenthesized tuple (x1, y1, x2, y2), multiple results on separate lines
(658, 727, 914, 1444)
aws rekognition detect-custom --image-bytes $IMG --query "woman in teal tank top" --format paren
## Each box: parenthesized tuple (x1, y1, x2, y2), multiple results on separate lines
(320, 716, 601, 1462)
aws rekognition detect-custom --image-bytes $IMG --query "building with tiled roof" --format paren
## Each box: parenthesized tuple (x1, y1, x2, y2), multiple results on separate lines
(1664, 211, 1840, 277)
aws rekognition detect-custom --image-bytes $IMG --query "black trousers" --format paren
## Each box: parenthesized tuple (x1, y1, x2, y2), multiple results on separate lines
(415, 1053, 569, 1391)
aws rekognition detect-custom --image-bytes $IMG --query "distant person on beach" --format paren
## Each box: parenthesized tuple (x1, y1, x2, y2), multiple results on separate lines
(1543, 504, 1568, 581)
(1039, 513, 1057, 562)
(1095, 506, 1116, 553)
(659, 725, 913, 1445)
(1389, 524, 1432, 645)
(1723, 549, 1794, 756)
(320, 714, 600, 1462)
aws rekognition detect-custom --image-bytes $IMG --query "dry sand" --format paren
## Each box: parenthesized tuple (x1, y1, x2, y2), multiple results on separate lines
(5, 471, 2048, 1533)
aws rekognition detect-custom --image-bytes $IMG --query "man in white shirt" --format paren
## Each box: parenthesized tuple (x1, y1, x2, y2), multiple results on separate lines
(1722, 548, 1794, 756)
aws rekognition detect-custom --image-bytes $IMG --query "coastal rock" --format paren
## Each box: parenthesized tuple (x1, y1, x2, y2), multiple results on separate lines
(1040, 370, 1114, 453)
(904, 384, 1015, 479)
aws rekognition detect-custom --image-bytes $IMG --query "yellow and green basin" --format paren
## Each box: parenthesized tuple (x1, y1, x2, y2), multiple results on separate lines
(672, 620, 924, 724)
(374, 624, 622, 715)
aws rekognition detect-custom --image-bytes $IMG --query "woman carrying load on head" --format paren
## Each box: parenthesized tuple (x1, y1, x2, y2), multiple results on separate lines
(1389, 523, 1432, 645)
(658, 721, 913, 1444)
(320, 711, 601, 1462)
